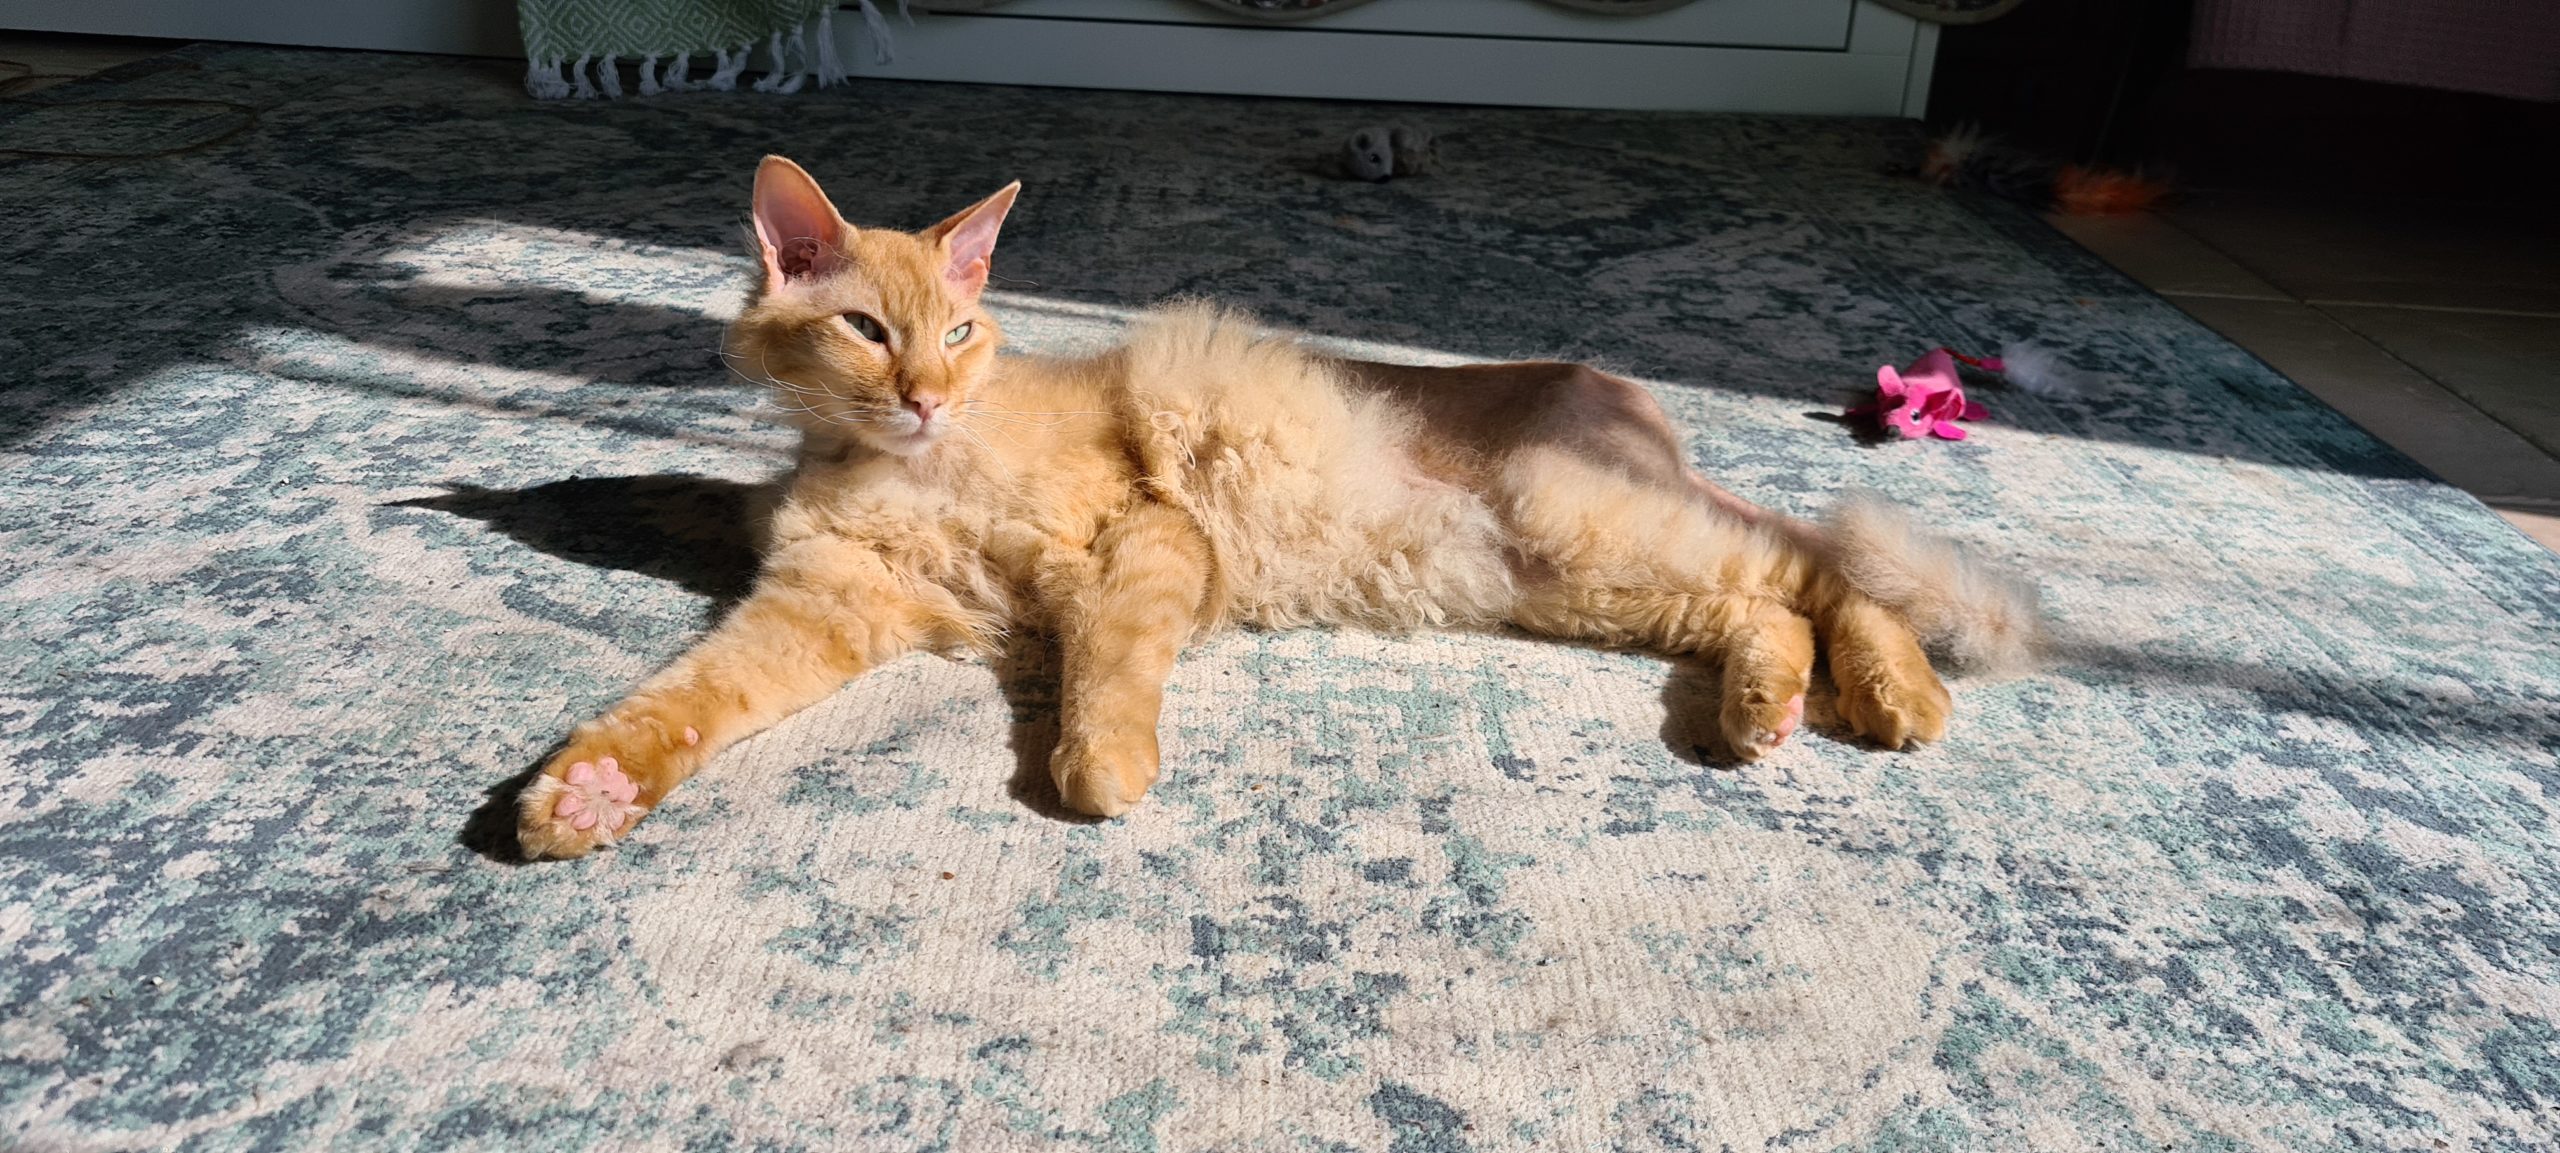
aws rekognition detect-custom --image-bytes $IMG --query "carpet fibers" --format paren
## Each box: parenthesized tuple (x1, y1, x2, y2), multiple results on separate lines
(5, 45, 2560, 1152)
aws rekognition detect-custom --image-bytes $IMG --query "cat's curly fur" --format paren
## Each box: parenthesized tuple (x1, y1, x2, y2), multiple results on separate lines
(515, 156, 2039, 860)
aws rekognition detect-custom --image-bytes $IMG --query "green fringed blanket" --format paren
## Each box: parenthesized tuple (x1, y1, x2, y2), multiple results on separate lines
(515, 0, 857, 99)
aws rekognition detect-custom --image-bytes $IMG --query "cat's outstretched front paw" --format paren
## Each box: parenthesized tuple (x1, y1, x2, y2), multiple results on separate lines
(518, 755, 649, 860)
(1050, 733, 1159, 819)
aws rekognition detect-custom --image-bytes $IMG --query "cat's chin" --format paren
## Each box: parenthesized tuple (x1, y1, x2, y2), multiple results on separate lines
(861, 427, 947, 457)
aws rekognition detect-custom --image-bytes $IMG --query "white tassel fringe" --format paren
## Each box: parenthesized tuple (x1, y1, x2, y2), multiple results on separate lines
(708, 46, 745, 90)
(524, 57, 572, 100)
(527, 6, 862, 101)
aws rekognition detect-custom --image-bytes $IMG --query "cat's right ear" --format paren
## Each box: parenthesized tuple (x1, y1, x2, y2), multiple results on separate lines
(752, 155, 853, 291)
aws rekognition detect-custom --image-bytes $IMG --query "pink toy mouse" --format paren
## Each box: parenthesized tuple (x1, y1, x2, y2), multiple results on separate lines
(1846, 348, 1990, 440)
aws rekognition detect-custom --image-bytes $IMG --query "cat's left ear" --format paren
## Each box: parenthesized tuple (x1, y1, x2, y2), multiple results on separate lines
(924, 181, 1020, 298)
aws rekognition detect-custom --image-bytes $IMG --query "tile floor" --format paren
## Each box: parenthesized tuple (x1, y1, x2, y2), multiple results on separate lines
(8, 32, 2556, 554)
(2052, 196, 2560, 553)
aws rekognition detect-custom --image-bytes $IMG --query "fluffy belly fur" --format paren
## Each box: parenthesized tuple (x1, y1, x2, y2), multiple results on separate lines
(1114, 304, 1516, 632)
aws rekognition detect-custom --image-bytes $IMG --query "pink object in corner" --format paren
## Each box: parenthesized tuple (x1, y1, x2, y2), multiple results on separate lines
(1846, 349, 1990, 441)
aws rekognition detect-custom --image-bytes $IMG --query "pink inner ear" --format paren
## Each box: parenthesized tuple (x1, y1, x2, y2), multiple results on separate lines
(945, 216, 999, 288)
(752, 158, 849, 284)
(936, 183, 1019, 296)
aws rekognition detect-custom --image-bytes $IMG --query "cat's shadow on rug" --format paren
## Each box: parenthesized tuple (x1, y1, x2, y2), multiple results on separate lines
(389, 473, 772, 605)
(411, 472, 1095, 863)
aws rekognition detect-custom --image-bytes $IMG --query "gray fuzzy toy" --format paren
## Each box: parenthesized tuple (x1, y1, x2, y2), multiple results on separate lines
(1337, 125, 1437, 182)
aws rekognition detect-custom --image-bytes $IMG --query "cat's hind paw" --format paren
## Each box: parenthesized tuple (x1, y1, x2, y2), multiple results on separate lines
(1836, 674, 1951, 750)
(1721, 691, 1805, 762)
(518, 756, 647, 860)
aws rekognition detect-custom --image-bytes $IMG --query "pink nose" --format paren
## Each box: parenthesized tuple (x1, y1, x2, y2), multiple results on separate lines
(906, 396, 944, 423)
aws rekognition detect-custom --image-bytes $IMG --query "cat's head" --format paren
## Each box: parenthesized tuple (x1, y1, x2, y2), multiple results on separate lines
(726, 155, 1019, 457)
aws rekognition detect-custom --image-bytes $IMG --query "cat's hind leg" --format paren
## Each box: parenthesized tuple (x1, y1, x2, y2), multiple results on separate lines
(1808, 574, 1950, 749)
(1715, 598, 1817, 760)
(1514, 581, 1816, 763)
(517, 542, 929, 859)
(1500, 450, 1817, 762)
(1046, 501, 1212, 817)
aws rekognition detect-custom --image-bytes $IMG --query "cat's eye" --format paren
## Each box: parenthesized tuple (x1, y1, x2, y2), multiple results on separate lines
(944, 321, 973, 347)
(843, 313, 887, 343)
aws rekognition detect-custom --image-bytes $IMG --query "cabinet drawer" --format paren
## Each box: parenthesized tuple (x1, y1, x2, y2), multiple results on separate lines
(921, 0, 1857, 51)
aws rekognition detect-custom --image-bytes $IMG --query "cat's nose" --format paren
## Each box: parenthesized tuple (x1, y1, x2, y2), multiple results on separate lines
(905, 396, 944, 424)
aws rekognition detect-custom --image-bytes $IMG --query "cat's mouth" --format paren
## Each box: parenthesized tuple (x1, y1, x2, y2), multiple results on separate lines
(865, 409, 947, 456)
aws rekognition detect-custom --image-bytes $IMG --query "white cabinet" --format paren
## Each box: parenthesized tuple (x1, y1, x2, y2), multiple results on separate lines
(858, 0, 1936, 115)
(0, 0, 1938, 117)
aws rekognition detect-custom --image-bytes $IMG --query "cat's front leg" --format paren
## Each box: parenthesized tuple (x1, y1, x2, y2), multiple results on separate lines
(1048, 502, 1212, 818)
(517, 702, 710, 861)
(517, 547, 922, 859)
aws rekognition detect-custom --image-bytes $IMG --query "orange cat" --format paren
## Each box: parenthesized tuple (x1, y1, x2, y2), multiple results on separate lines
(514, 156, 2039, 860)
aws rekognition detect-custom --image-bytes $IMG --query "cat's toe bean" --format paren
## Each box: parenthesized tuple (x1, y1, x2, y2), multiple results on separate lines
(1721, 692, 1805, 762)
(518, 755, 649, 860)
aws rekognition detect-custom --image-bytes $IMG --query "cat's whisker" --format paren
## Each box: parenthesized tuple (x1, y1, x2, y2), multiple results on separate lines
(769, 382, 852, 405)
(961, 412, 1037, 451)
(756, 389, 839, 417)
(716, 348, 795, 391)
(724, 357, 907, 433)
(958, 411, 1073, 430)
(758, 393, 886, 430)
(951, 422, 1020, 485)
(718, 355, 845, 411)
(978, 402, 1112, 419)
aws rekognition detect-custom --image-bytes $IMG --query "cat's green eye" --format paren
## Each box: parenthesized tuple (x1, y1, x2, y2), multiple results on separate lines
(844, 313, 887, 343)
(944, 321, 973, 347)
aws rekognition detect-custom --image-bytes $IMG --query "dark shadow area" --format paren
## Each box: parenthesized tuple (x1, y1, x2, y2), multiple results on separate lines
(0, 41, 2446, 486)
(1659, 653, 1864, 768)
(387, 474, 772, 605)
(1929, 0, 2560, 205)
(986, 636, 1103, 824)
(2049, 633, 2560, 752)
(1659, 657, 1732, 767)
(455, 752, 554, 864)
(1801, 408, 1904, 447)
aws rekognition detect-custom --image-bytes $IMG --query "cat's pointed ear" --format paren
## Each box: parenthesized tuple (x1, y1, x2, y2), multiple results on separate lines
(752, 155, 853, 289)
(925, 181, 1020, 298)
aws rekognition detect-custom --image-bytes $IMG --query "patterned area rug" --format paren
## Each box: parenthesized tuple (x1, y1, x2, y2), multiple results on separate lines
(5, 45, 2559, 1152)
